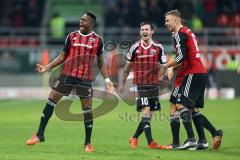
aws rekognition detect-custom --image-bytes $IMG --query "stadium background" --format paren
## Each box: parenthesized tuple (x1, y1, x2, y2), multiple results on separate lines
(0, 0, 240, 160)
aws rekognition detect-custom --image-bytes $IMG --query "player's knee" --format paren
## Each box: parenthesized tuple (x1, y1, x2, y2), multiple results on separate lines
(179, 108, 191, 121)
(48, 90, 63, 103)
(176, 103, 184, 111)
(141, 107, 151, 117)
(81, 98, 92, 108)
(141, 106, 150, 112)
(82, 104, 92, 110)
(170, 103, 178, 115)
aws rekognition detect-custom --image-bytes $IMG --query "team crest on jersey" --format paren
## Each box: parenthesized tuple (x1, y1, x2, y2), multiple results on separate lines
(150, 49, 156, 55)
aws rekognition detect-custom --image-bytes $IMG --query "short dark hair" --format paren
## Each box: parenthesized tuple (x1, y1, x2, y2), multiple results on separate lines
(140, 22, 154, 30)
(165, 9, 182, 18)
(85, 11, 97, 25)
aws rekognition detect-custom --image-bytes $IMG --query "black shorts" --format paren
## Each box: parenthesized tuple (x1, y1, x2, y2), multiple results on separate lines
(52, 75, 93, 98)
(169, 86, 179, 105)
(136, 85, 161, 112)
(176, 73, 207, 108)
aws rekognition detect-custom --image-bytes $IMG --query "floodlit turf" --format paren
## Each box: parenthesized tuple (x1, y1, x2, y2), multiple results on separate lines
(0, 98, 240, 160)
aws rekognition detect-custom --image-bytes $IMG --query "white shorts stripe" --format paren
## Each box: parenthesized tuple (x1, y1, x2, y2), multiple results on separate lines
(184, 74, 193, 97)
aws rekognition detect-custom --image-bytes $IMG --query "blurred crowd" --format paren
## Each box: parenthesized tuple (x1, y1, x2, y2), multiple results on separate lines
(104, 0, 240, 30)
(0, 0, 45, 28)
(1, 0, 239, 30)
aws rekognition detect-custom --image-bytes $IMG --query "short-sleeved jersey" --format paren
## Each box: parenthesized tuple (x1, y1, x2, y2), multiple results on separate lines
(126, 40, 166, 85)
(174, 26, 206, 75)
(62, 30, 104, 81)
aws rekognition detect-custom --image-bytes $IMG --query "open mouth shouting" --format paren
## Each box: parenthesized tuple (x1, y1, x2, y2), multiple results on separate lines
(142, 33, 149, 39)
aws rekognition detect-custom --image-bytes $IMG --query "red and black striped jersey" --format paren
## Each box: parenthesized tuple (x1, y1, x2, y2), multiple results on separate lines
(61, 30, 104, 81)
(174, 26, 206, 75)
(126, 40, 166, 85)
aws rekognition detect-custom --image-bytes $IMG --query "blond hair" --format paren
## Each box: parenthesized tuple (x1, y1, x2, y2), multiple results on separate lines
(165, 9, 182, 18)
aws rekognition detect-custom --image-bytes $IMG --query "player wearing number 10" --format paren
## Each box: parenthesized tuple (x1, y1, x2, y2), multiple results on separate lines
(119, 22, 167, 149)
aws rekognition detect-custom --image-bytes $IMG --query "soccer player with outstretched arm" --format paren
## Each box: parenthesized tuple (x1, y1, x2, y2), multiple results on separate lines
(26, 11, 115, 152)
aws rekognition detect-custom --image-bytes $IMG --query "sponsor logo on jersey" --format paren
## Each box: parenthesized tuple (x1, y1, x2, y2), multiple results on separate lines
(137, 55, 154, 58)
(73, 43, 93, 48)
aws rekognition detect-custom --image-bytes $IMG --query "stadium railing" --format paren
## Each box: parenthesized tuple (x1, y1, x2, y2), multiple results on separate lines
(0, 27, 239, 49)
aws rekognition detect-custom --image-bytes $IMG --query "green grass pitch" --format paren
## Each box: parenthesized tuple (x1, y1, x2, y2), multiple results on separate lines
(0, 98, 240, 160)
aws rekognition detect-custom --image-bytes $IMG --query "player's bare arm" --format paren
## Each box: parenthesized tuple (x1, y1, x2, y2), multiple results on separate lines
(36, 52, 67, 74)
(158, 65, 173, 80)
(165, 63, 183, 80)
(162, 58, 179, 69)
(158, 64, 166, 80)
(97, 55, 115, 93)
(119, 61, 132, 94)
(159, 61, 181, 81)
(165, 63, 182, 80)
(173, 63, 183, 71)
